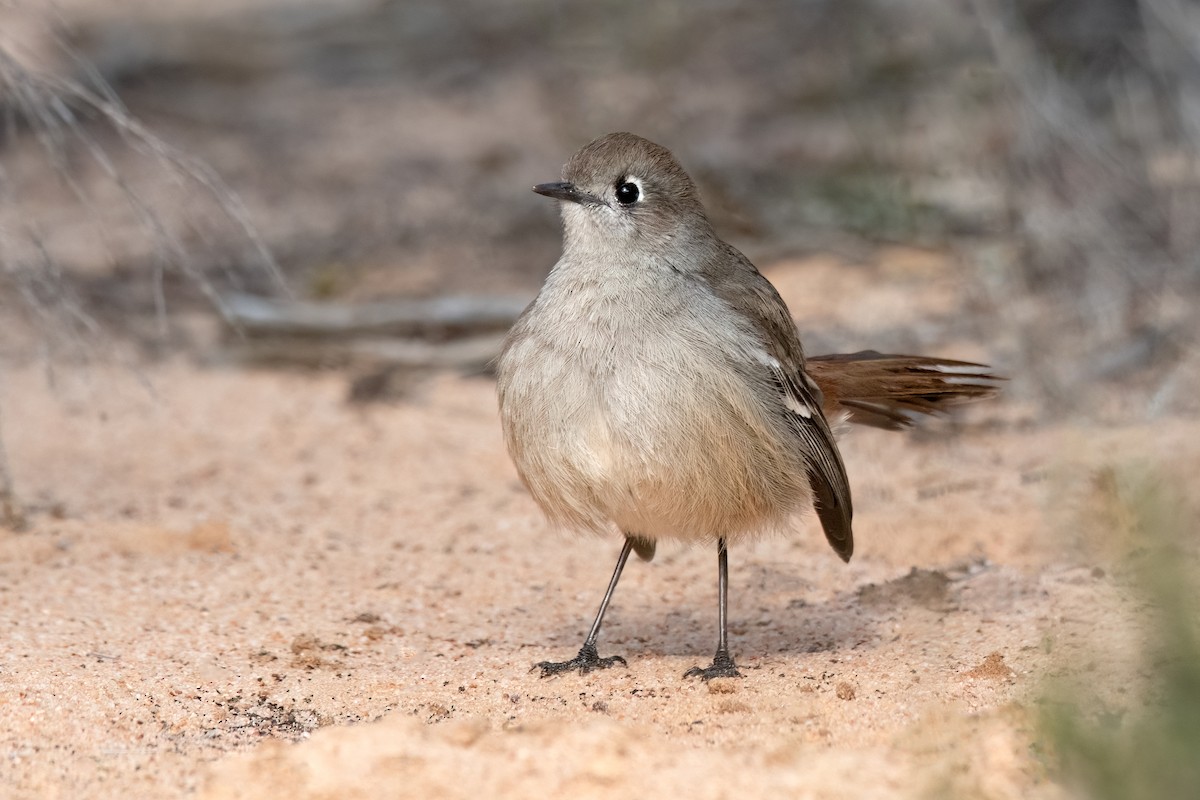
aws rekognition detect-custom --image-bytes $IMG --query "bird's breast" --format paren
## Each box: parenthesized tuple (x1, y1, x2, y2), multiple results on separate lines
(497, 274, 810, 541)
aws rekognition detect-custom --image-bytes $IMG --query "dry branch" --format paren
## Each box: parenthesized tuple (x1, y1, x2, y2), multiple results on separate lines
(220, 292, 527, 340)
(224, 334, 506, 372)
(217, 293, 528, 370)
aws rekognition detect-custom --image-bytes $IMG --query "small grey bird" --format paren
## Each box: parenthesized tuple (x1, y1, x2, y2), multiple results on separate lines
(497, 132, 998, 680)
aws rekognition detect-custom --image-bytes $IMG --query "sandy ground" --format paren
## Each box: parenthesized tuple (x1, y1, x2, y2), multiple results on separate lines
(2, 259, 1195, 799)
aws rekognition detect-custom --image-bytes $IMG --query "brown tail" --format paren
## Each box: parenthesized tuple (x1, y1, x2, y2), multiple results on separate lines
(806, 350, 1002, 431)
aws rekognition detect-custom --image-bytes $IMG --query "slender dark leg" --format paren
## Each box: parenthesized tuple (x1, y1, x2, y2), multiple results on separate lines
(534, 538, 634, 677)
(684, 537, 743, 680)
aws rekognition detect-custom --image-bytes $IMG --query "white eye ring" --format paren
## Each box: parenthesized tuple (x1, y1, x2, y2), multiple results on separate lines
(614, 176, 643, 206)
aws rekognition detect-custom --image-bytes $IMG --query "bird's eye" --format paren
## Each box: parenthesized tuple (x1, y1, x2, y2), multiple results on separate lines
(615, 181, 640, 205)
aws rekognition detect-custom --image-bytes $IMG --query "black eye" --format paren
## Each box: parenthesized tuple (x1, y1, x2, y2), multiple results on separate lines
(615, 181, 640, 205)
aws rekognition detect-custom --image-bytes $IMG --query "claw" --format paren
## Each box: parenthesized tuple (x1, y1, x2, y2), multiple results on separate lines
(533, 642, 628, 677)
(683, 649, 742, 681)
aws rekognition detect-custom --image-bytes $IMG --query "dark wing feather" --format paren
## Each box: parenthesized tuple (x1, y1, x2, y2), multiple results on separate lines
(769, 367, 854, 562)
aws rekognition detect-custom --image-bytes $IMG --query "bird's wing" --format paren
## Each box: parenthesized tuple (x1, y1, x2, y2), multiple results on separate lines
(700, 244, 854, 561)
(767, 361, 854, 561)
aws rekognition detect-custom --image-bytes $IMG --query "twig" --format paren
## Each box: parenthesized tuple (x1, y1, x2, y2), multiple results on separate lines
(220, 293, 528, 340)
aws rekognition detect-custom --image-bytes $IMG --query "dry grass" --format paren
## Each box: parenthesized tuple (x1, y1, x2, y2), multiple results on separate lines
(1, 7, 286, 521)
(0, 11, 283, 355)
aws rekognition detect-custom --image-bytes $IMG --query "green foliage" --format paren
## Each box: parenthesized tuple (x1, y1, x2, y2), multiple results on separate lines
(1039, 464, 1200, 800)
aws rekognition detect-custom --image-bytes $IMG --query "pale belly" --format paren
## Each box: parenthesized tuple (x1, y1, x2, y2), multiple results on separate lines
(498, 314, 811, 542)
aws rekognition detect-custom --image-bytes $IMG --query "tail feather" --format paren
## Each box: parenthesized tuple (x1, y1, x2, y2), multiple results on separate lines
(807, 350, 1002, 431)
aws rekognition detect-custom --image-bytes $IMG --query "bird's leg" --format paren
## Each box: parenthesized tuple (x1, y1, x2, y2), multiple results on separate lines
(684, 537, 743, 680)
(534, 538, 633, 677)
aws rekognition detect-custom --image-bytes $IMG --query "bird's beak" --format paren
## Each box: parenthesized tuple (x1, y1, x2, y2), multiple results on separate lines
(533, 181, 590, 205)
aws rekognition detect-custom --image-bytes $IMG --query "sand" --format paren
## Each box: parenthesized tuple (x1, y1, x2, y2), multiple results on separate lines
(2, 259, 1193, 798)
(4, 366, 1187, 799)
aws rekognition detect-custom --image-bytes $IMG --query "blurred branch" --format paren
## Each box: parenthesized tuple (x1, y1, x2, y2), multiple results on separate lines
(217, 292, 526, 372)
(225, 333, 505, 372)
(220, 293, 526, 341)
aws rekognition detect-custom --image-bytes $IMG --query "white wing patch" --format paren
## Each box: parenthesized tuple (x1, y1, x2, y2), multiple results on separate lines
(751, 348, 782, 369)
(784, 393, 813, 418)
(752, 347, 815, 418)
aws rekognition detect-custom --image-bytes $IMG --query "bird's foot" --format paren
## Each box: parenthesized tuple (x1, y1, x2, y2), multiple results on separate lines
(533, 642, 627, 678)
(683, 649, 742, 681)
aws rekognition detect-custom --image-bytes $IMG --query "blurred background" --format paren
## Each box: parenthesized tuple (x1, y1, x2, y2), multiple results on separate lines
(3, 0, 1198, 418)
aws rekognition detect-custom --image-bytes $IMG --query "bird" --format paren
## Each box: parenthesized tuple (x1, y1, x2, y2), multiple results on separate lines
(495, 132, 999, 680)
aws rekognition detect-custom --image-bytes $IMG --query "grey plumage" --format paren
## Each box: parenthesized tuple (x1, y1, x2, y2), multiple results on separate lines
(496, 132, 998, 679)
(497, 132, 853, 561)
